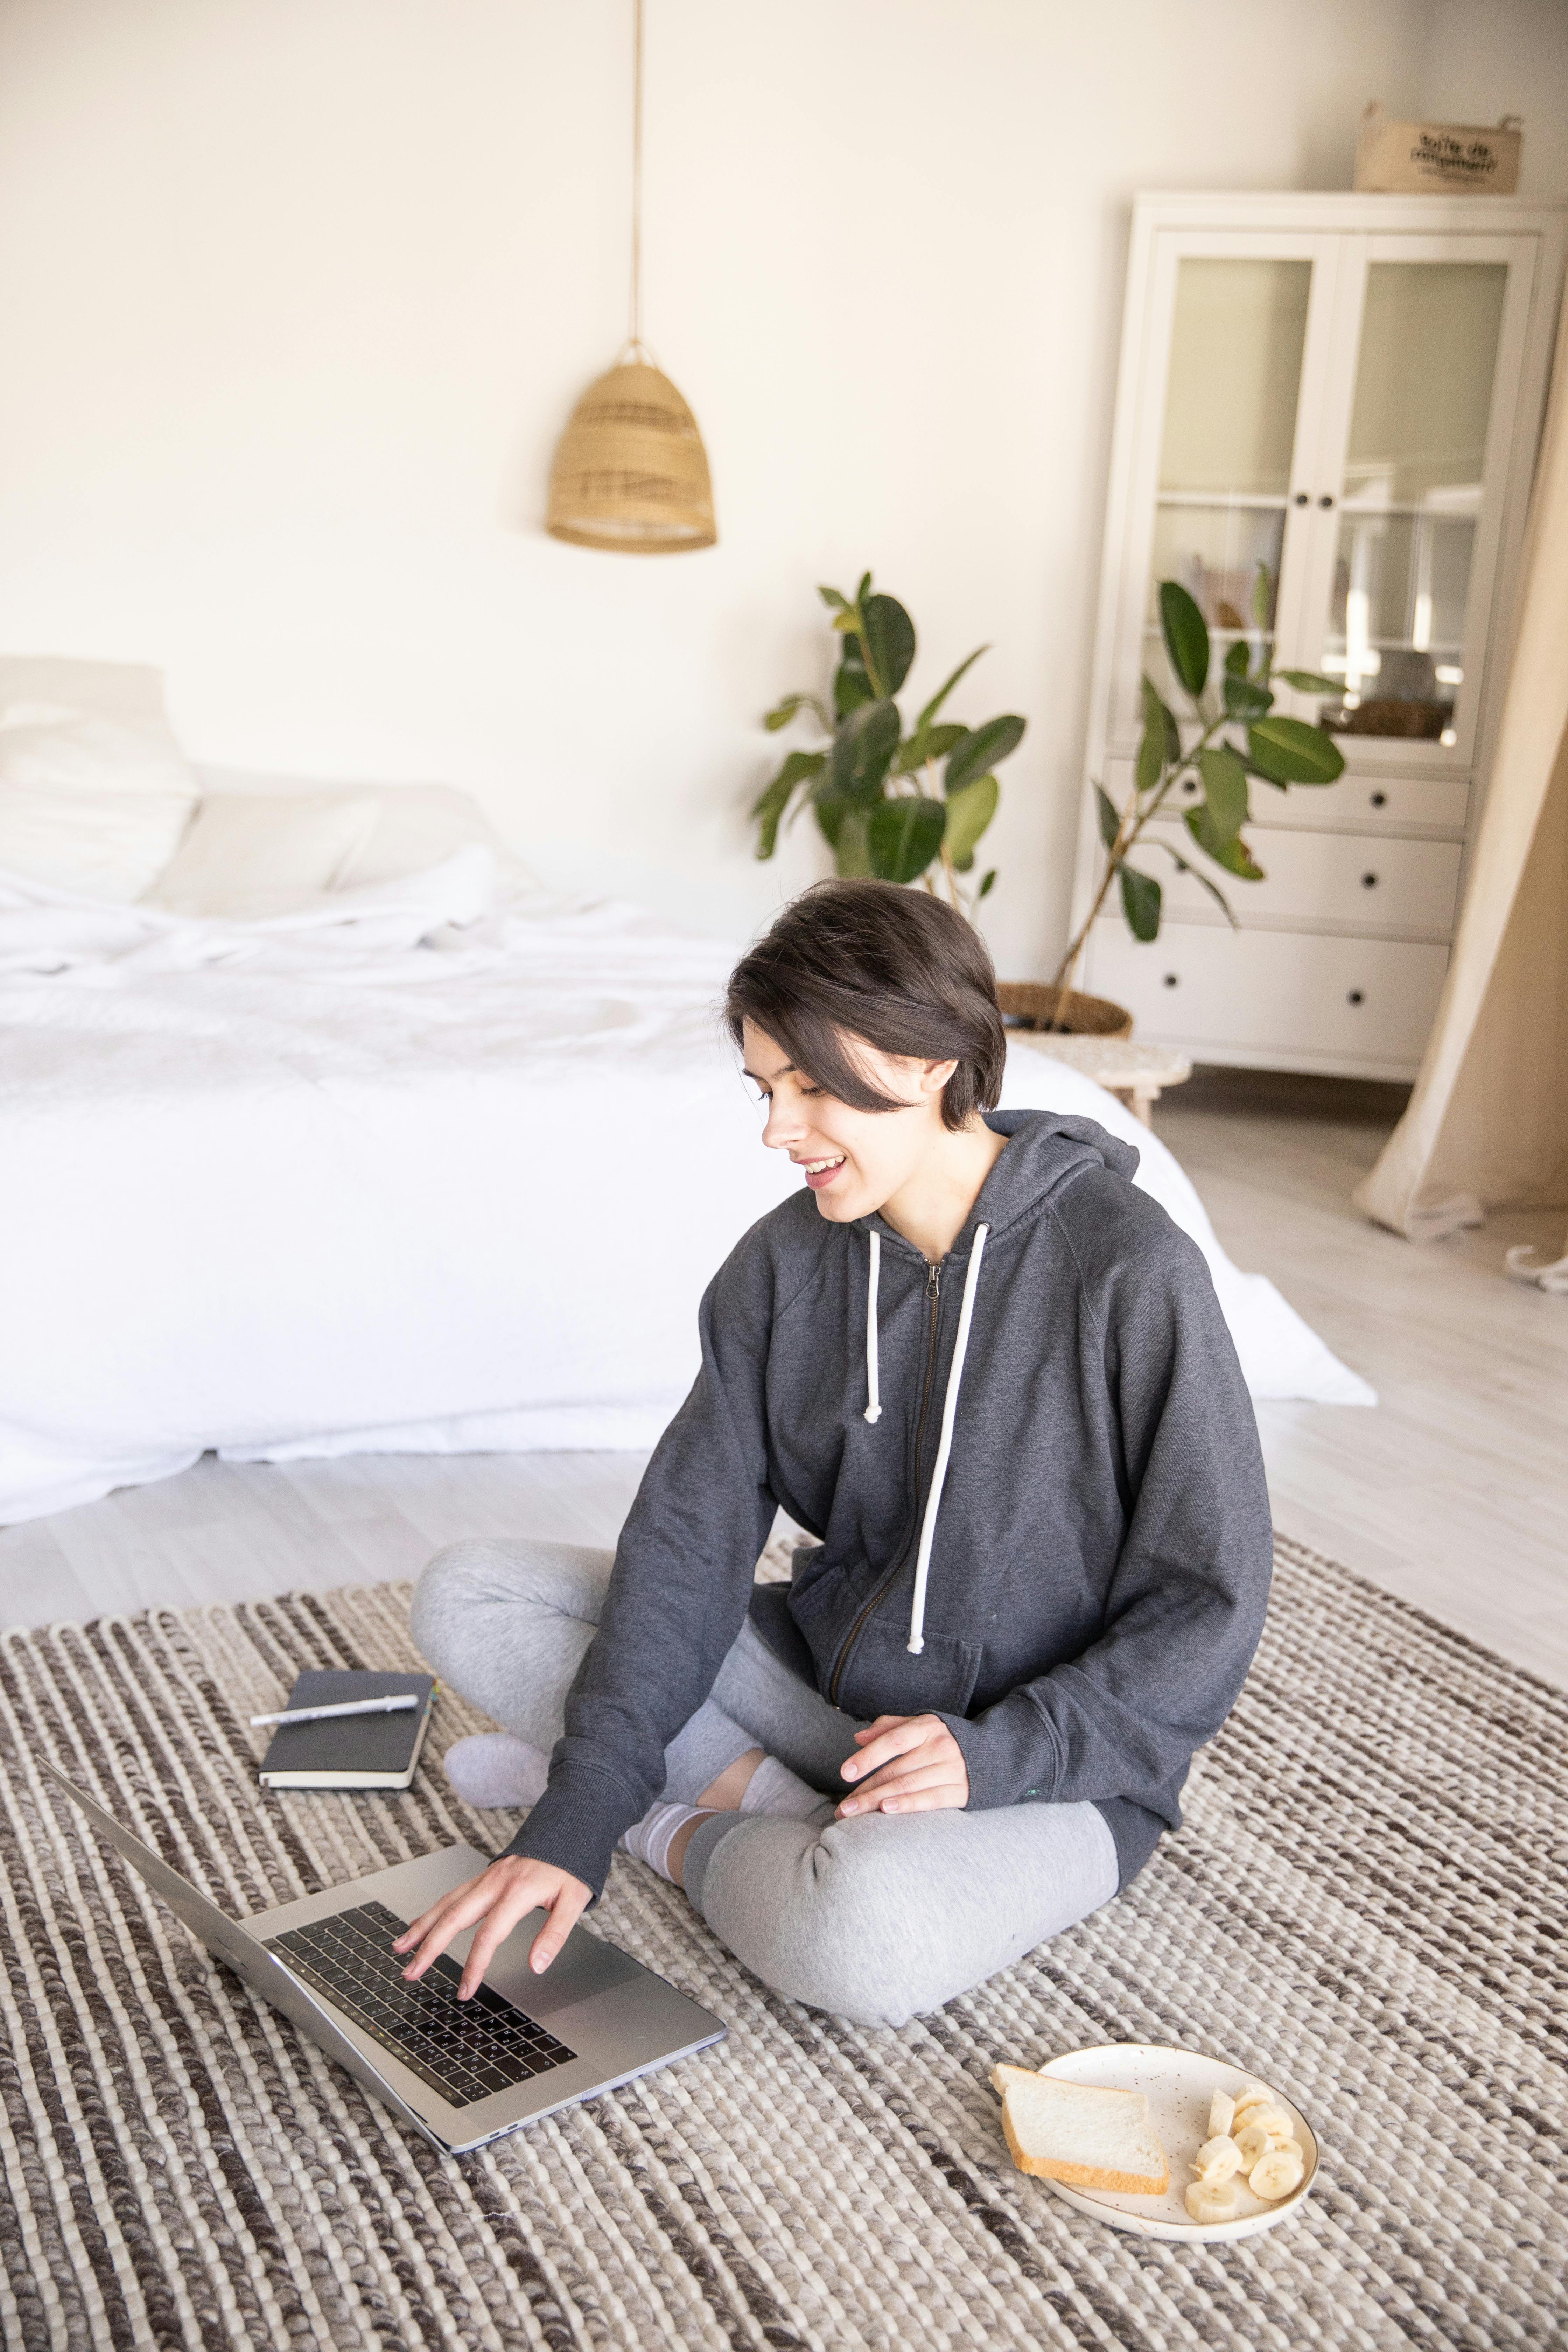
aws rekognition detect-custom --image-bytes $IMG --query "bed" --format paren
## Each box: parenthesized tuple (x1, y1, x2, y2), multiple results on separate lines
(0, 662, 1372, 1526)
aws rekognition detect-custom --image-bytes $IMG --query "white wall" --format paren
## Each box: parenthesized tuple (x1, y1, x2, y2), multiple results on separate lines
(0, 0, 1561, 972)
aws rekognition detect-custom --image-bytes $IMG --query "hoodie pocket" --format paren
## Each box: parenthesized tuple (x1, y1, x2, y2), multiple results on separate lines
(831, 1610, 984, 1725)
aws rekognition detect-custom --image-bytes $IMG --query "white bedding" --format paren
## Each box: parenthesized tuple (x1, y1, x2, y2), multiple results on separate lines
(0, 850, 1371, 1525)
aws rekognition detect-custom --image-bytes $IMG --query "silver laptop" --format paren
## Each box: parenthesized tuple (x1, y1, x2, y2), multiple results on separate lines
(42, 1760, 726, 2156)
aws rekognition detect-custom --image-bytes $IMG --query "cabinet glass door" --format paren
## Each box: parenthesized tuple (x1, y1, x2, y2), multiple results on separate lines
(1139, 252, 1320, 719)
(1305, 243, 1534, 760)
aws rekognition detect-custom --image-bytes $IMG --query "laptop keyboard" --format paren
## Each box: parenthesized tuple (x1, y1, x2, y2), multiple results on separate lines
(266, 1898, 578, 2110)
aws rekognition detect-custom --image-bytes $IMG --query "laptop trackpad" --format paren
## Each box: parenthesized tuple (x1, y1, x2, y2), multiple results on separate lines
(484, 1910, 643, 2021)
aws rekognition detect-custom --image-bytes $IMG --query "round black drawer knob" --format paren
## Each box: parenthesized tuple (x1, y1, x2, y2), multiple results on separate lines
(1348, 989, 1364, 1006)
(1361, 873, 1378, 888)
(1294, 491, 1309, 506)
(1320, 494, 1335, 508)
(1371, 791, 1387, 807)
(1163, 973, 1180, 988)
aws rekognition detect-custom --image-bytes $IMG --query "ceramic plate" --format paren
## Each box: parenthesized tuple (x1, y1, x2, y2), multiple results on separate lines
(1026, 2042, 1319, 2243)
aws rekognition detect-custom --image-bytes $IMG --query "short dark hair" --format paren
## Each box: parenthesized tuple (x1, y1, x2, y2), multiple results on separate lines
(724, 880, 1006, 1132)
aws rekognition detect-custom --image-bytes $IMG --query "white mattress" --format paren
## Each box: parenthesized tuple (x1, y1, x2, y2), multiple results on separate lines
(0, 850, 1371, 1525)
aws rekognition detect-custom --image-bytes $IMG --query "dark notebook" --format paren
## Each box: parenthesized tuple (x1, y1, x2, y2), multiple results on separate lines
(257, 1671, 438, 1791)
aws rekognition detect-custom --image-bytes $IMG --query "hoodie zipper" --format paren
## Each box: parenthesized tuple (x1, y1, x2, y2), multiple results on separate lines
(828, 1255, 941, 1706)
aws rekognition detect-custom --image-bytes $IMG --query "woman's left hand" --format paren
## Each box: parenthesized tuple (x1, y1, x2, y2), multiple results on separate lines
(835, 1713, 969, 1816)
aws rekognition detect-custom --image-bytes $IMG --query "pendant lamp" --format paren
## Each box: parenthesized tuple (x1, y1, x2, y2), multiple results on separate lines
(546, 0, 716, 553)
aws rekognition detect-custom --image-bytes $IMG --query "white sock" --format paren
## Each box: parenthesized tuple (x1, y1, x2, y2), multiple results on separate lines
(443, 1732, 551, 1810)
(737, 1752, 826, 1821)
(620, 1799, 710, 1882)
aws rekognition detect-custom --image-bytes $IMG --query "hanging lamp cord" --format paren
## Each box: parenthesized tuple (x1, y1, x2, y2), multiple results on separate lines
(627, 0, 646, 359)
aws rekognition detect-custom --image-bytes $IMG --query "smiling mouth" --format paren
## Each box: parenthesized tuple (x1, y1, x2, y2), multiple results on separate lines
(797, 1154, 847, 1189)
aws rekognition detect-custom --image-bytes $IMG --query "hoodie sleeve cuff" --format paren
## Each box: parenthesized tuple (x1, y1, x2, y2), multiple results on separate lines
(497, 1763, 640, 1902)
(941, 1695, 1064, 1812)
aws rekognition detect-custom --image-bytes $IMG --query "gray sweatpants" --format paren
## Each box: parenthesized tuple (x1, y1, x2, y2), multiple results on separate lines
(411, 1538, 1120, 2030)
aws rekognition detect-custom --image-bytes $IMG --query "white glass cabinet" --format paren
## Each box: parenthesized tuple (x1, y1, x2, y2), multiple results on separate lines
(1071, 193, 1566, 1079)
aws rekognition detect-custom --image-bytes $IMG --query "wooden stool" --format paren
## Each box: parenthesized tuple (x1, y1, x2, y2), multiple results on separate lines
(1019, 1034, 1193, 1127)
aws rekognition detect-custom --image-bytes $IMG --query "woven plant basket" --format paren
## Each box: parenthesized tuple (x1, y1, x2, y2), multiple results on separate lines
(546, 356, 716, 553)
(996, 980, 1133, 1038)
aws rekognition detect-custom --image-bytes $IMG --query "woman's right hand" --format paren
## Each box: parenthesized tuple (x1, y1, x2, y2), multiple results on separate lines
(392, 1854, 592, 1998)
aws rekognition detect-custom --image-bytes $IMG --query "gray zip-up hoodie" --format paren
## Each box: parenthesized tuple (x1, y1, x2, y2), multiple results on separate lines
(507, 1108, 1273, 1899)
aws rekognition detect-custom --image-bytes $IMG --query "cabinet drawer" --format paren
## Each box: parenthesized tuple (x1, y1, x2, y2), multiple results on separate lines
(1084, 922, 1448, 1070)
(1105, 761, 1470, 834)
(1146, 822, 1461, 934)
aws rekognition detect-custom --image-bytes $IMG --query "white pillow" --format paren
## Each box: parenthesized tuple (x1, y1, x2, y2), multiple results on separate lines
(0, 715, 200, 901)
(194, 766, 537, 891)
(0, 653, 174, 741)
(147, 792, 383, 918)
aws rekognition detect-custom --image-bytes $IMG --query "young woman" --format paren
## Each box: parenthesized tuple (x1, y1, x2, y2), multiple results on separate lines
(398, 881, 1272, 2030)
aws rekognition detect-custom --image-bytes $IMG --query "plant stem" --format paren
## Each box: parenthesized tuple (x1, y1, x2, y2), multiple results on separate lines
(1049, 703, 1229, 1001)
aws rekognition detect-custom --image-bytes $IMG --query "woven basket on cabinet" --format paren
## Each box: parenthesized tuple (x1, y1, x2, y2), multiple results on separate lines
(995, 981, 1133, 1038)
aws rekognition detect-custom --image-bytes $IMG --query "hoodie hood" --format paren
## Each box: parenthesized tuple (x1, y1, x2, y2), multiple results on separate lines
(860, 1109, 1141, 1264)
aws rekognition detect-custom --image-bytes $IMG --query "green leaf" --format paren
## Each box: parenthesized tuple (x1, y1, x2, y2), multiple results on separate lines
(830, 698, 901, 800)
(750, 749, 825, 857)
(764, 691, 813, 733)
(867, 795, 947, 885)
(1148, 835, 1238, 929)
(1246, 715, 1345, 785)
(1275, 670, 1342, 696)
(1223, 670, 1273, 720)
(1136, 676, 1172, 795)
(855, 571, 872, 608)
(818, 583, 853, 614)
(1119, 863, 1162, 941)
(913, 645, 988, 736)
(1093, 781, 1121, 850)
(1158, 580, 1209, 699)
(1225, 639, 1251, 679)
(1197, 746, 1250, 841)
(898, 721, 967, 772)
(833, 637, 876, 719)
(946, 713, 1025, 796)
(859, 594, 916, 699)
(1251, 561, 1273, 630)
(1184, 804, 1264, 877)
(944, 774, 999, 870)
(978, 868, 997, 898)
(833, 805, 873, 876)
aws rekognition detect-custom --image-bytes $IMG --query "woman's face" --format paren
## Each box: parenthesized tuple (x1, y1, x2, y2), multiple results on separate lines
(740, 1020, 956, 1225)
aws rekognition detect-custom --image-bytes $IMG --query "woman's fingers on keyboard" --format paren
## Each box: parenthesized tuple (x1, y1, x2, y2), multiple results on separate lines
(397, 1872, 490, 1980)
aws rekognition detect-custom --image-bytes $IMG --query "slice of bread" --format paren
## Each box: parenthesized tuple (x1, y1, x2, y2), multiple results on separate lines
(991, 2067, 1169, 2195)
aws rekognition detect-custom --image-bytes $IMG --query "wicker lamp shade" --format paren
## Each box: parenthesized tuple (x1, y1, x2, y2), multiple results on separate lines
(546, 354, 716, 553)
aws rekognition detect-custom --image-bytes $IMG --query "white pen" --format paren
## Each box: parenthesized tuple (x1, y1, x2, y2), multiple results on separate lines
(250, 1694, 423, 1728)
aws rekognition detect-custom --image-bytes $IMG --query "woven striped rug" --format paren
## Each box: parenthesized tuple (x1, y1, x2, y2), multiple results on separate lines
(1, 1536, 1564, 2351)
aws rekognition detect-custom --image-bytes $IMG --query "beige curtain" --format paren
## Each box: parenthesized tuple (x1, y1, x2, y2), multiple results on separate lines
(1353, 295, 1568, 1279)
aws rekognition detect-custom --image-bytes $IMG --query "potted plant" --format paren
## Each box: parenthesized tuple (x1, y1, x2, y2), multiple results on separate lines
(749, 574, 1023, 915)
(1028, 580, 1346, 1031)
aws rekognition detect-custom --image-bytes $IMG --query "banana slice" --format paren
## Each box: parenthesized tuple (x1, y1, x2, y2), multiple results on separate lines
(1207, 2090, 1236, 2139)
(1249, 2146, 1306, 2202)
(1184, 2178, 1240, 2225)
(1233, 2103, 1292, 2141)
(1232, 2081, 1272, 2109)
(1235, 2120, 1295, 2165)
(1191, 2135, 1243, 2183)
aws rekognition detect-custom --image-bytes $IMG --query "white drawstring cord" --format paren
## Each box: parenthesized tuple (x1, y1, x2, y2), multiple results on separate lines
(863, 1229, 882, 1423)
(906, 1223, 989, 1656)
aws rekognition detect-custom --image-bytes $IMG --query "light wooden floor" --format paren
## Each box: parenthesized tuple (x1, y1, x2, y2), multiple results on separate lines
(5, 1071, 1566, 1689)
(1159, 1068, 1568, 1690)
